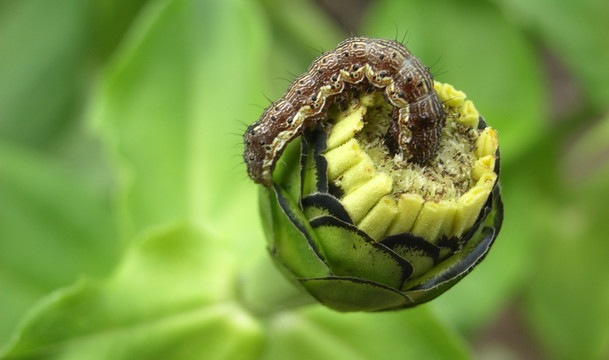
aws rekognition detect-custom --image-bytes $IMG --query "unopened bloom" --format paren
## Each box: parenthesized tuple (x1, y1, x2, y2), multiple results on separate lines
(255, 81, 502, 312)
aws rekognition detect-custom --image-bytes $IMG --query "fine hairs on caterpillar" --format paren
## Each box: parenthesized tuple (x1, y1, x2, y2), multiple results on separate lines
(243, 37, 445, 187)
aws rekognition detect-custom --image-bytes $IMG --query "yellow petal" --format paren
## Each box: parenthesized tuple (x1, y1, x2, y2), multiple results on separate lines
(387, 193, 425, 235)
(336, 154, 376, 193)
(325, 139, 365, 179)
(472, 155, 496, 181)
(458, 100, 479, 128)
(342, 173, 393, 223)
(452, 172, 497, 237)
(411, 201, 457, 243)
(358, 195, 399, 240)
(476, 127, 498, 158)
(326, 106, 366, 150)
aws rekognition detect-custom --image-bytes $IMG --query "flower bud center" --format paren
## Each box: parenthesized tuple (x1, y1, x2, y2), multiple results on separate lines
(322, 82, 499, 242)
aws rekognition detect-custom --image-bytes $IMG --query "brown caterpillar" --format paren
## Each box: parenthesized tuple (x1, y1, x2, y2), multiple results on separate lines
(244, 37, 445, 187)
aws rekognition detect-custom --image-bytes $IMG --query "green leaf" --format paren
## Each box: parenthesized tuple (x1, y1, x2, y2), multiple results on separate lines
(523, 115, 609, 360)
(0, 0, 92, 149)
(524, 225, 609, 360)
(491, 0, 609, 109)
(0, 141, 119, 347)
(364, 0, 547, 165)
(260, 0, 343, 54)
(1, 225, 264, 360)
(263, 305, 472, 360)
(91, 0, 151, 63)
(91, 0, 270, 250)
(258, 0, 345, 97)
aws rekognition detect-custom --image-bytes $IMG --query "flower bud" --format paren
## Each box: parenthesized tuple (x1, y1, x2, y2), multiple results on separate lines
(258, 82, 503, 312)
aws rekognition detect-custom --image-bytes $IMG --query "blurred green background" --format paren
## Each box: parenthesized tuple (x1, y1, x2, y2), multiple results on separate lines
(1, 0, 608, 359)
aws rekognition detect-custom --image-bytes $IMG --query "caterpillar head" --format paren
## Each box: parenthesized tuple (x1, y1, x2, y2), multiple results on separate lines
(243, 123, 273, 187)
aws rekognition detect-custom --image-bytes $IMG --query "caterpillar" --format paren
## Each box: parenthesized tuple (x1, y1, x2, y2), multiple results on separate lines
(244, 37, 445, 187)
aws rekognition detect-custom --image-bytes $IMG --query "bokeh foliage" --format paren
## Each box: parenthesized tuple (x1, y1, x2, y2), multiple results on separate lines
(1, 0, 608, 359)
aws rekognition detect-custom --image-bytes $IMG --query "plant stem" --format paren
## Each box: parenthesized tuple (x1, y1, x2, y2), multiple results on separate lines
(238, 255, 317, 317)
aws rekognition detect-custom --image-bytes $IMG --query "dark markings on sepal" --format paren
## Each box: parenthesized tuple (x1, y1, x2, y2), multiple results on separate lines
(436, 235, 462, 252)
(302, 193, 353, 224)
(311, 130, 329, 193)
(408, 187, 503, 292)
(380, 233, 441, 265)
(410, 226, 496, 292)
(299, 276, 414, 312)
(300, 129, 329, 198)
(310, 215, 414, 288)
(273, 184, 327, 263)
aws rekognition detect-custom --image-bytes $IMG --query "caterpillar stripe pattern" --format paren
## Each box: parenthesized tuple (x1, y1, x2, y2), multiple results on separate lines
(244, 37, 445, 186)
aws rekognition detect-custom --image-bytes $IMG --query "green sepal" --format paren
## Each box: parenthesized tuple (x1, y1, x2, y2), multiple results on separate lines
(301, 193, 353, 224)
(380, 234, 441, 278)
(300, 129, 329, 198)
(300, 277, 412, 312)
(310, 216, 413, 289)
(402, 185, 503, 302)
(258, 183, 277, 250)
(266, 184, 330, 279)
(273, 136, 304, 202)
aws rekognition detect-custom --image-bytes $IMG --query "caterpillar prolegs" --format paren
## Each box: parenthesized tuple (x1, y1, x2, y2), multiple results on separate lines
(243, 37, 445, 186)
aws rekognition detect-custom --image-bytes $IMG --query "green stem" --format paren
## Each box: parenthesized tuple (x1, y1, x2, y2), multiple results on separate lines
(238, 255, 317, 317)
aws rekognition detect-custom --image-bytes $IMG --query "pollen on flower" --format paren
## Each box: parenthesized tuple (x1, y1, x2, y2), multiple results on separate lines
(322, 82, 499, 242)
